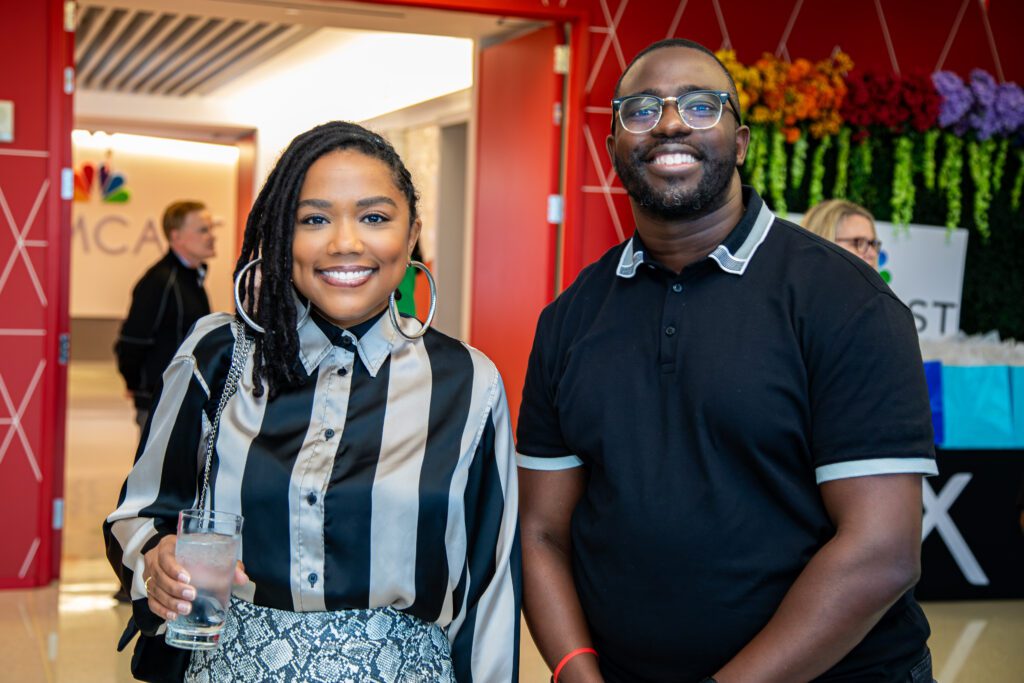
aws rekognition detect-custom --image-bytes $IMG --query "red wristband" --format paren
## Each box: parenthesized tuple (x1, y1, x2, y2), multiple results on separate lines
(552, 647, 598, 683)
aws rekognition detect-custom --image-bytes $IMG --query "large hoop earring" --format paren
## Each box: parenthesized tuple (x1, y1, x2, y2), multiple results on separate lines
(388, 260, 436, 340)
(233, 258, 311, 334)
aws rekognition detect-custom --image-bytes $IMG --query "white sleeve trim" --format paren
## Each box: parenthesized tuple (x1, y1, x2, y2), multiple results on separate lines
(516, 453, 583, 471)
(815, 457, 939, 484)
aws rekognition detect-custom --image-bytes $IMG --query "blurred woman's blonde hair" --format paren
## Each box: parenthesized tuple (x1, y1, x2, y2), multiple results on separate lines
(801, 199, 876, 242)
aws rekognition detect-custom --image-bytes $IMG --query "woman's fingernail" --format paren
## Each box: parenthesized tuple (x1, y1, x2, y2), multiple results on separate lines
(166, 611, 177, 621)
(177, 602, 191, 615)
(177, 572, 190, 584)
(182, 588, 196, 600)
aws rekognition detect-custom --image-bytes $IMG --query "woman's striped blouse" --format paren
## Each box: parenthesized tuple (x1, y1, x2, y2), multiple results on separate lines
(104, 311, 521, 682)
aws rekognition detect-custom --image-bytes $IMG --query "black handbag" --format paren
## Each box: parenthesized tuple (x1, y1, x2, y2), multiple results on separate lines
(118, 320, 252, 681)
(118, 616, 190, 683)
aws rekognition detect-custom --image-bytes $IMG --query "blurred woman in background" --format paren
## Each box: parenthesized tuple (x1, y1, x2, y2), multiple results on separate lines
(802, 199, 882, 270)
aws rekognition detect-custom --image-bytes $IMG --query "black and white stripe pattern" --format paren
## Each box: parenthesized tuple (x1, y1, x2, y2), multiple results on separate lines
(104, 312, 521, 682)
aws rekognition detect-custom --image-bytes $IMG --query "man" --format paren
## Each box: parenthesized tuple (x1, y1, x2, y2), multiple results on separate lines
(115, 201, 214, 430)
(517, 39, 937, 683)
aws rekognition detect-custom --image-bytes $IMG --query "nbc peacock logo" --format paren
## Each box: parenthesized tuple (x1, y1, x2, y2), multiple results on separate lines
(73, 157, 130, 203)
(878, 249, 892, 284)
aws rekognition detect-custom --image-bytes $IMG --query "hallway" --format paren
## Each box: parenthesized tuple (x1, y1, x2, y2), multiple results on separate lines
(1, 361, 1021, 682)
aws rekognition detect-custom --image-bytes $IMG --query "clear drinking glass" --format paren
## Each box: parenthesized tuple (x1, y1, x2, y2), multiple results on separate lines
(164, 509, 243, 650)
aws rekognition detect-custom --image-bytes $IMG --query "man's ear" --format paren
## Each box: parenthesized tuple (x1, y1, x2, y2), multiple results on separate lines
(606, 131, 615, 163)
(735, 125, 751, 167)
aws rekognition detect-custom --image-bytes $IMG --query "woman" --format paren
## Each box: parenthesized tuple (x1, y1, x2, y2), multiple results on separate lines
(802, 199, 882, 269)
(104, 122, 520, 682)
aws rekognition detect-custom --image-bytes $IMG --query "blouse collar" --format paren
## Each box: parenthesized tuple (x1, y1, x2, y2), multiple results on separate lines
(296, 308, 407, 378)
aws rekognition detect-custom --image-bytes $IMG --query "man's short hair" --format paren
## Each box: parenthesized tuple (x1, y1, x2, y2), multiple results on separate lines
(162, 201, 206, 240)
(613, 38, 742, 130)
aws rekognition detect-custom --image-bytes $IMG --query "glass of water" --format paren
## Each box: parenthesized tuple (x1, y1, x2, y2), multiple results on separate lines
(165, 509, 243, 650)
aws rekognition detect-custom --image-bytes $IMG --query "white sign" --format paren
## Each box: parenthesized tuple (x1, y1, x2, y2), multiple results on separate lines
(877, 221, 969, 340)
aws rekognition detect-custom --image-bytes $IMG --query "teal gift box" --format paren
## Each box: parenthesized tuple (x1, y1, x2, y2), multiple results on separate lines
(1012, 367, 1024, 447)
(940, 365, 1021, 449)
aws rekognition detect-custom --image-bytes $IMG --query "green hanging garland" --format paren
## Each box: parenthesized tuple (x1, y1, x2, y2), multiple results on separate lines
(808, 135, 832, 208)
(968, 139, 996, 241)
(849, 137, 873, 205)
(747, 126, 768, 196)
(789, 135, 809, 190)
(833, 128, 851, 199)
(891, 136, 916, 229)
(922, 130, 939, 191)
(1012, 149, 1024, 212)
(769, 128, 788, 215)
(937, 134, 964, 231)
(992, 137, 1009, 194)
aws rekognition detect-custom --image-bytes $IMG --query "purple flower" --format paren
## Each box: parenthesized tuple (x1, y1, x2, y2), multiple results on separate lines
(933, 71, 973, 133)
(994, 82, 1024, 136)
(968, 69, 1001, 139)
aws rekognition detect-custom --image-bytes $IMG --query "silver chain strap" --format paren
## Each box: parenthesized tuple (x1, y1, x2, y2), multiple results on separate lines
(198, 320, 253, 510)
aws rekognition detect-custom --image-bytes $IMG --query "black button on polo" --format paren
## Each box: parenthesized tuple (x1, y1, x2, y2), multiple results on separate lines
(324, 428, 335, 439)
(306, 492, 317, 505)
(337, 367, 348, 376)
(308, 572, 318, 586)
(339, 336, 354, 349)
(672, 283, 683, 293)
(665, 326, 677, 336)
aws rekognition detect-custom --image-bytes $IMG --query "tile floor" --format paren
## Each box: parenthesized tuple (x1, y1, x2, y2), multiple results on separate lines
(1, 361, 1021, 682)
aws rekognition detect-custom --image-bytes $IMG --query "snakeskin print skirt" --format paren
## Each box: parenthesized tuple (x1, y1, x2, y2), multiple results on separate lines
(184, 598, 455, 682)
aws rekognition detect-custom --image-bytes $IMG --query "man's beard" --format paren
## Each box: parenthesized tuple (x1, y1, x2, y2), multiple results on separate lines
(614, 138, 736, 220)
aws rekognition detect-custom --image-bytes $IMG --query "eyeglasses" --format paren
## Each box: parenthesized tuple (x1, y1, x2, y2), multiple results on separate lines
(611, 90, 741, 134)
(836, 237, 882, 254)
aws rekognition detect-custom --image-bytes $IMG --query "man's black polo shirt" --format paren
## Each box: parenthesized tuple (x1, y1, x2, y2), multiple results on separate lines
(517, 188, 937, 682)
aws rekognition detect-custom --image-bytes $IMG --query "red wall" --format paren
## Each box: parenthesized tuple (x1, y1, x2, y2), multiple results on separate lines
(0, 0, 73, 587)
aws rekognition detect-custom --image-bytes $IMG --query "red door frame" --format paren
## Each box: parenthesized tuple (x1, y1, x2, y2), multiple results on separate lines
(355, 0, 590, 291)
(46, 0, 75, 584)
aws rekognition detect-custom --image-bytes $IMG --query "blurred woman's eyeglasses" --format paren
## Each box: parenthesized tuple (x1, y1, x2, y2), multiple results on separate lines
(836, 237, 882, 254)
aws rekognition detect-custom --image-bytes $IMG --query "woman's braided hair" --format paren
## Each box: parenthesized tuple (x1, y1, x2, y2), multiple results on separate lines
(235, 121, 419, 397)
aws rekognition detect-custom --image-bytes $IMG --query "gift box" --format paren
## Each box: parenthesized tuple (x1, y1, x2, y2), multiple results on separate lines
(941, 365, 1018, 449)
(923, 361, 944, 445)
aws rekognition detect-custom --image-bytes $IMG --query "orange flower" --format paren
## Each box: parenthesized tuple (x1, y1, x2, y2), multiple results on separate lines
(722, 50, 853, 141)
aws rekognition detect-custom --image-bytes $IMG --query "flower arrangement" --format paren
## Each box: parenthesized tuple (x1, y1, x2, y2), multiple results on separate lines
(716, 50, 1024, 239)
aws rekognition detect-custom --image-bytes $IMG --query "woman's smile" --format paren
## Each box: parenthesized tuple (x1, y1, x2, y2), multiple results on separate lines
(317, 265, 377, 287)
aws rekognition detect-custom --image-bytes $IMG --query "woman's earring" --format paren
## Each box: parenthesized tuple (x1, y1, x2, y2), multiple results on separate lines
(389, 260, 437, 340)
(234, 258, 311, 334)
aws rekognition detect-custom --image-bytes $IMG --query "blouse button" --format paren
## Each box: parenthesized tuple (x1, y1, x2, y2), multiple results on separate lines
(324, 428, 335, 439)
(340, 336, 354, 349)
(337, 367, 348, 376)
(672, 283, 683, 293)
(307, 492, 317, 505)
(308, 572, 318, 586)
(665, 326, 677, 336)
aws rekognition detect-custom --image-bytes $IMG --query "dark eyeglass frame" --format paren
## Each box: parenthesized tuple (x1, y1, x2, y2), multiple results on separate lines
(836, 237, 883, 253)
(611, 90, 743, 133)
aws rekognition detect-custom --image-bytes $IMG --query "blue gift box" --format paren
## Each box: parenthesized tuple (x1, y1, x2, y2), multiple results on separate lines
(940, 365, 1018, 449)
(923, 361, 944, 445)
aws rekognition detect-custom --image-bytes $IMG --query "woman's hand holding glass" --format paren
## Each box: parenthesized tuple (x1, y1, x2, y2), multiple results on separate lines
(142, 535, 248, 622)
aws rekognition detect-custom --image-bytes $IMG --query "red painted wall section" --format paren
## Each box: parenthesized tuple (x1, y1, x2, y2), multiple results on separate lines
(0, 0, 73, 587)
(573, 0, 1024, 269)
(471, 26, 561, 428)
